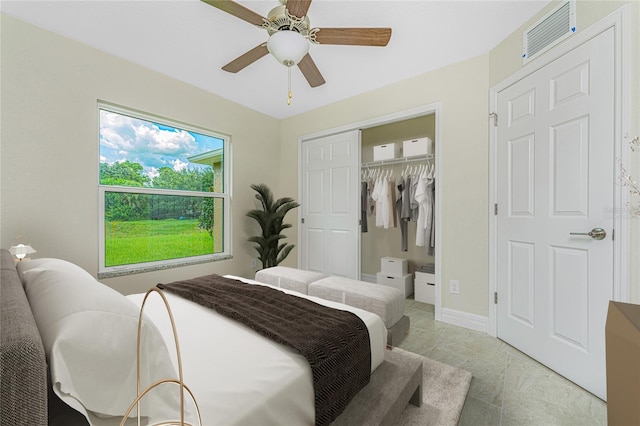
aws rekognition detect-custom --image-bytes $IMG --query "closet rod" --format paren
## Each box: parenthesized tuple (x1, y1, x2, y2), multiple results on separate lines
(361, 154, 434, 169)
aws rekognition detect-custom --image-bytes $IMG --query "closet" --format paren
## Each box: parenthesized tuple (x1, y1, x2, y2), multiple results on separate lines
(359, 114, 436, 283)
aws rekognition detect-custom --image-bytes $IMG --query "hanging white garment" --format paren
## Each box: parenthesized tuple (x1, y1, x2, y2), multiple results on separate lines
(414, 170, 434, 247)
(371, 177, 384, 227)
(380, 177, 390, 228)
(414, 172, 426, 246)
(367, 178, 376, 217)
(409, 174, 419, 221)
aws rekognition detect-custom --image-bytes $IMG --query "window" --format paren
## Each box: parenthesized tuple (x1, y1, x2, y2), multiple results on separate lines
(98, 104, 230, 277)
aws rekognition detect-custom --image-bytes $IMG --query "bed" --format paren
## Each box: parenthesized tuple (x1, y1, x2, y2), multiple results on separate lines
(126, 275, 387, 425)
(1, 250, 421, 426)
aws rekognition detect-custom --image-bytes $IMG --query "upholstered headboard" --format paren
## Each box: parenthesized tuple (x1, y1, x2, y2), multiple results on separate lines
(2, 251, 179, 426)
(0, 249, 48, 425)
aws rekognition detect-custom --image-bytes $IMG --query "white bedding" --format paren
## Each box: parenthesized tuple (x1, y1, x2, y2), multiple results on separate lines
(126, 275, 387, 426)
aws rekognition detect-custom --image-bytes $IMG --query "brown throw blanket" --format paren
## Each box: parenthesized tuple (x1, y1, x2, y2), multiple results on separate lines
(157, 274, 371, 426)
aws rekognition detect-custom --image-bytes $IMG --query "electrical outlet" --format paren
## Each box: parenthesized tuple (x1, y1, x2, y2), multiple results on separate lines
(449, 279, 460, 294)
(250, 258, 257, 268)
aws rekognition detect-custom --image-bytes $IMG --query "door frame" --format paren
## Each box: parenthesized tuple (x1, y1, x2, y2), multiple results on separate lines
(298, 102, 444, 320)
(488, 5, 632, 337)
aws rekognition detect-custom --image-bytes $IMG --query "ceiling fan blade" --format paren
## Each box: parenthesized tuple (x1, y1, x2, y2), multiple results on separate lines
(314, 28, 392, 46)
(201, 0, 265, 26)
(222, 44, 269, 73)
(298, 54, 325, 88)
(286, 0, 312, 19)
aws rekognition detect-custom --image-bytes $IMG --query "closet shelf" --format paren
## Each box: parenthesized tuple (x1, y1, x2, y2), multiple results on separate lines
(361, 154, 434, 169)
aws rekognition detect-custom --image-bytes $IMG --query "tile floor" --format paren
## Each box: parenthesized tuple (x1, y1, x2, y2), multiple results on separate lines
(397, 299, 608, 426)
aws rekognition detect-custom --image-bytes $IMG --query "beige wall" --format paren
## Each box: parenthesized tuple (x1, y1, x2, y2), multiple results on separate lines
(360, 115, 436, 277)
(490, 0, 640, 303)
(0, 14, 282, 295)
(2, 0, 637, 316)
(281, 54, 491, 316)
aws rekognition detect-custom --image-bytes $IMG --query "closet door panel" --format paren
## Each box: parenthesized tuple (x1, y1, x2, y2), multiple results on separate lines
(300, 130, 360, 278)
(305, 228, 324, 273)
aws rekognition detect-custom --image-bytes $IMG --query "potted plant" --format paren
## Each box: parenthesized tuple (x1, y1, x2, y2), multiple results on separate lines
(246, 183, 300, 269)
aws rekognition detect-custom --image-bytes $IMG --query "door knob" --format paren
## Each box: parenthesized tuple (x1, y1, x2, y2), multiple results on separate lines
(569, 228, 606, 240)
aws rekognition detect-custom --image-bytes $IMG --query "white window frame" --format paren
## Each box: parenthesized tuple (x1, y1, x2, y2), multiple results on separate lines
(97, 103, 231, 278)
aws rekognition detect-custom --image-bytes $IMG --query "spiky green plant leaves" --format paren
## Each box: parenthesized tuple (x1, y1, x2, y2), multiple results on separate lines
(246, 183, 299, 269)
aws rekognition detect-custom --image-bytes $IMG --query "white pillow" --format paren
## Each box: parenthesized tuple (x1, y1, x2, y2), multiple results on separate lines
(17, 258, 180, 424)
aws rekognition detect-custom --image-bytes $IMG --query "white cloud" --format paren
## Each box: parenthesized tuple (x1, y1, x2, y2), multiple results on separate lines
(147, 167, 160, 179)
(99, 110, 198, 171)
(171, 159, 189, 172)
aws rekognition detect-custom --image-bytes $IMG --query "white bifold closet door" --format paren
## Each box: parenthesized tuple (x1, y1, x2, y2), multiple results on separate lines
(300, 130, 361, 279)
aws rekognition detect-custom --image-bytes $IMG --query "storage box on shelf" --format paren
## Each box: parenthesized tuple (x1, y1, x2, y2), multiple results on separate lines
(373, 143, 400, 161)
(402, 137, 433, 157)
(376, 272, 413, 298)
(414, 271, 435, 304)
(377, 257, 412, 297)
(381, 257, 408, 277)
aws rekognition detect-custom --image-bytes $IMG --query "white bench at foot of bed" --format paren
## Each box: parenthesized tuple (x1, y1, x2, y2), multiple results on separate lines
(309, 276, 409, 347)
(254, 266, 326, 295)
(255, 267, 410, 346)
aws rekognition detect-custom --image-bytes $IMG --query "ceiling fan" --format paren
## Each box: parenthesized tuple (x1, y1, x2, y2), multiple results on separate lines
(202, 0, 392, 89)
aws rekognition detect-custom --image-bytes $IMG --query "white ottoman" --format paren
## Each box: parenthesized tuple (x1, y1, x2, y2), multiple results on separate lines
(309, 276, 409, 346)
(254, 266, 326, 295)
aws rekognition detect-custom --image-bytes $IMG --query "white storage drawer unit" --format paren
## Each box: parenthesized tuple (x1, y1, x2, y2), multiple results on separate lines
(402, 137, 433, 157)
(373, 143, 400, 161)
(381, 256, 408, 277)
(415, 271, 435, 304)
(377, 272, 413, 298)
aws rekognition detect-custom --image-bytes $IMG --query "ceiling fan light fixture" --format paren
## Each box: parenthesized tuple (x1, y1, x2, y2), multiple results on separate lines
(267, 30, 309, 66)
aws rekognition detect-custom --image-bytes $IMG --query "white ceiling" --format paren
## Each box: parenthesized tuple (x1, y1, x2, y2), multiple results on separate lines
(1, 0, 551, 119)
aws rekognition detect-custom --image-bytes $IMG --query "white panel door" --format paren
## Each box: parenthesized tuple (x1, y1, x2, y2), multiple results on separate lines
(300, 130, 360, 278)
(496, 28, 614, 399)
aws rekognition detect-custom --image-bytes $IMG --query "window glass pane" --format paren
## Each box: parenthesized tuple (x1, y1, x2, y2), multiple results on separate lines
(104, 192, 223, 267)
(99, 109, 224, 192)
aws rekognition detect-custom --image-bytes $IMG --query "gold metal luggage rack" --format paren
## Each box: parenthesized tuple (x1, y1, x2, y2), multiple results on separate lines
(120, 288, 202, 426)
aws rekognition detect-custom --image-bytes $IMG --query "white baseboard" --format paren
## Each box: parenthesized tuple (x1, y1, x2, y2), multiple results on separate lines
(441, 307, 489, 334)
(360, 273, 377, 283)
(362, 273, 488, 334)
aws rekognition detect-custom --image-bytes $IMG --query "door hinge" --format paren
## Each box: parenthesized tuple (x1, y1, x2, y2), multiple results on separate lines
(494, 292, 498, 304)
(494, 203, 498, 215)
(301, 218, 305, 224)
(489, 112, 498, 127)
(612, 229, 615, 241)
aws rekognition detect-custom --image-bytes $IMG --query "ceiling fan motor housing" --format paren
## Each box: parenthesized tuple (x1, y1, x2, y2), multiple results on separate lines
(266, 4, 310, 36)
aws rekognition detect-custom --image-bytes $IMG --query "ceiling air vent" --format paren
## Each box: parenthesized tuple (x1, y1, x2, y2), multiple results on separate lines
(522, 1, 575, 63)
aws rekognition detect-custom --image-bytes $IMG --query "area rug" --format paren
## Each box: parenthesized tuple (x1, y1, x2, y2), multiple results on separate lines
(395, 348, 473, 426)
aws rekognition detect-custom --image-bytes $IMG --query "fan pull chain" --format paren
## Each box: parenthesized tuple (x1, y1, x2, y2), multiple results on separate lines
(287, 66, 293, 106)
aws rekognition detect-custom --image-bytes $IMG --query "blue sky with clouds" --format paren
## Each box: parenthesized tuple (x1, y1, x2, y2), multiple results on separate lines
(99, 109, 224, 179)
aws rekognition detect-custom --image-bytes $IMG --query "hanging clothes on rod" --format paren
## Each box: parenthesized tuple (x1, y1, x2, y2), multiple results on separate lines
(361, 155, 435, 254)
(414, 162, 435, 256)
(370, 172, 396, 229)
